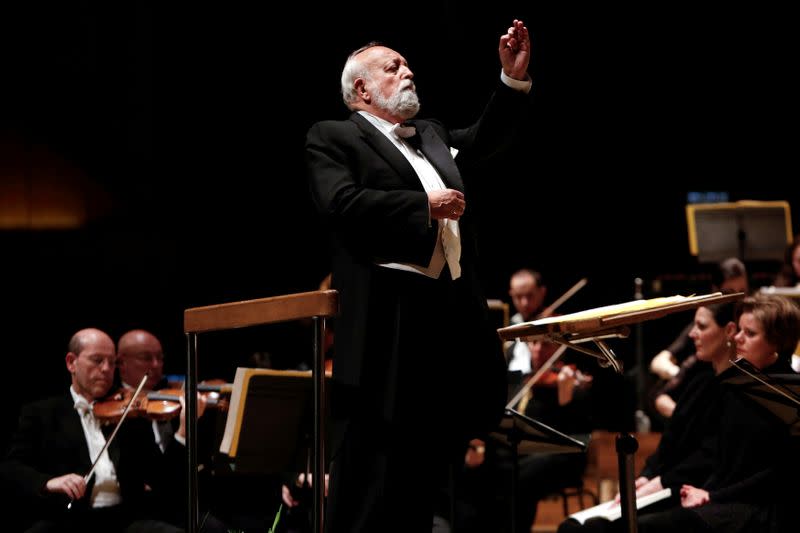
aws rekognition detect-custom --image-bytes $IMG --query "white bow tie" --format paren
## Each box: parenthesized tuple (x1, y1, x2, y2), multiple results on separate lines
(74, 397, 93, 417)
(392, 122, 417, 139)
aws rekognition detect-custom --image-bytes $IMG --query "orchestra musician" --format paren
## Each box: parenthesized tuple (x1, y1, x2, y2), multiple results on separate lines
(648, 258, 749, 398)
(454, 269, 593, 533)
(773, 234, 800, 288)
(559, 301, 738, 533)
(116, 329, 230, 532)
(0, 328, 185, 532)
(117, 329, 174, 453)
(559, 294, 800, 533)
(506, 268, 555, 373)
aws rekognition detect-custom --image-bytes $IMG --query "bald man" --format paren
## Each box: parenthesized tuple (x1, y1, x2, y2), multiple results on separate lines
(0, 328, 184, 532)
(118, 329, 167, 392)
(117, 329, 182, 456)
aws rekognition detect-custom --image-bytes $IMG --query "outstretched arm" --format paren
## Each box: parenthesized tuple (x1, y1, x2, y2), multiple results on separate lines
(499, 19, 531, 80)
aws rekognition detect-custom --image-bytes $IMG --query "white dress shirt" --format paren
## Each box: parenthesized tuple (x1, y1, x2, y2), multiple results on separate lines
(359, 111, 459, 280)
(70, 386, 122, 508)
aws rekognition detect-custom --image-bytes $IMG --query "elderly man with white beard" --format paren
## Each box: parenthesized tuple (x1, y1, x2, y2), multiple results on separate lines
(305, 19, 533, 533)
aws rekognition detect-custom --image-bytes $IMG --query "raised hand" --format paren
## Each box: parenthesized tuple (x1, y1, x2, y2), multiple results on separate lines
(499, 19, 531, 80)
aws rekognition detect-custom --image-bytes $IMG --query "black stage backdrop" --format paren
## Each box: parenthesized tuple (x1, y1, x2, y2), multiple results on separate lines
(1, 3, 797, 444)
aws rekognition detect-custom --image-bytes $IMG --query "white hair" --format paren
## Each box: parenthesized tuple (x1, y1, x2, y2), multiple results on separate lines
(340, 42, 420, 119)
(341, 42, 381, 109)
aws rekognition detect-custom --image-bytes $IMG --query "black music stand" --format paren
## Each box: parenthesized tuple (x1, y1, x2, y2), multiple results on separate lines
(218, 369, 331, 474)
(184, 290, 338, 533)
(686, 200, 792, 263)
(490, 409, 587, 533)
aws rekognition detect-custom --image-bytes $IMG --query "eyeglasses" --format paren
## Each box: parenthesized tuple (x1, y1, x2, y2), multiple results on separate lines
(82, 355, 117, 368)
(131, 353, 164, 363)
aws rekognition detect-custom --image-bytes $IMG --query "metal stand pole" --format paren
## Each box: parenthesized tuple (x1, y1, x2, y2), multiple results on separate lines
(616, 433, 639, 533)
(312, 317, 326, 533)
(186, 333, 198, 533)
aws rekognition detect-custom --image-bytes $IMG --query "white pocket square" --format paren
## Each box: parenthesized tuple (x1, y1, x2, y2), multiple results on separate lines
(449, 147, 459, 159)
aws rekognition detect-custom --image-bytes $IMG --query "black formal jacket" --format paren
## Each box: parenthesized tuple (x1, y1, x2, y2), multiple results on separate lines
(0, 393, 185, 526)
(641, 362, 718, 490)
(306, 81, 531, 440)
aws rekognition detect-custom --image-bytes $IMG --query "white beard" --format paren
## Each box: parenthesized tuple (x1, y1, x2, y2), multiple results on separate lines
(373, 81, 420, 119)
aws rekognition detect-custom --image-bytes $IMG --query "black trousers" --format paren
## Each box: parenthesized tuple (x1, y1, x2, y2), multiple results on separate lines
(325, 267, 504, 533)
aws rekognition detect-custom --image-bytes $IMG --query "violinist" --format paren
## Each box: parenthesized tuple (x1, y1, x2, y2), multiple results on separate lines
(456, 269, 594, 533)
(114, 329, 228, 533)
(506, 268, 552, 373)
(117, 329, 175, 452)
(506, 269, 591, 407)
(0, 328, 184, 532)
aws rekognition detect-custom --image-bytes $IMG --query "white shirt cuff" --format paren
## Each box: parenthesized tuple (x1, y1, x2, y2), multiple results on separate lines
(500, 69, 532, 94)
(174, 433, 186, 446)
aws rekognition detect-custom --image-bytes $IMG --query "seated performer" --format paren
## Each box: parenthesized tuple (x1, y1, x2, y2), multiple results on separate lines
(0, 328, 186, 532)
(451, 269, 593, 533)
(648, 258, 749, 420)
(559, 294, 800, 533)
(117, 329, 174, 452)
(773, 234, 800, 288)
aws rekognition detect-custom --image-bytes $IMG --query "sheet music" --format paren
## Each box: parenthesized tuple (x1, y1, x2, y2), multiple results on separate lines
(498, 292, 742, 343)
(527, 294, 719, 326)
(219, 367, 249, 455)
(568, 488, 672, 524)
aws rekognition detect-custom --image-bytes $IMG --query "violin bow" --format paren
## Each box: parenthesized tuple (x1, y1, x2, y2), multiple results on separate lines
(506, 344, 568, 410)
(537, 278, 588, 319)
(67, 374, 149, 509)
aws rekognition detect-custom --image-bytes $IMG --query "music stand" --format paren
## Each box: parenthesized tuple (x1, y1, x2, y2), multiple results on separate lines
(497, 291, 744, 533)
(490, 409, 587, 533)
(218, 368, 331, 474)
(184, 290, 338, 533)
(760, 286, 800, 300)
(719, 358, 800, 435)
(686, 200, 792, 263)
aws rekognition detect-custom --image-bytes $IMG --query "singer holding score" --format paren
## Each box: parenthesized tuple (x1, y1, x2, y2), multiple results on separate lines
(0, 328, 184, 532)
(306, 19, 533, 533)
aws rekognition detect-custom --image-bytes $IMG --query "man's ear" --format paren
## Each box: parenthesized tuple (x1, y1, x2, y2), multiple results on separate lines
(66, 352, 78, 374)
(355, 79, 369, 101)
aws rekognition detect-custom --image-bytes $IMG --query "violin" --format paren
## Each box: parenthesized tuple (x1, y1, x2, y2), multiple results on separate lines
(531, 362, 592, 389)
(93, 380, 233, 424)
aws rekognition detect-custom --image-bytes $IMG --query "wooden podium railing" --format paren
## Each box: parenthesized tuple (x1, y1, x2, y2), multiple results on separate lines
(183, 290, 338, 533)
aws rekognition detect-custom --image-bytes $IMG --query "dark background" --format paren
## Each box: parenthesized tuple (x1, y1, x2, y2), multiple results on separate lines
(1, 3, 797, 445)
